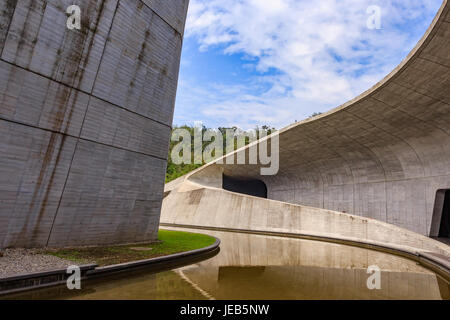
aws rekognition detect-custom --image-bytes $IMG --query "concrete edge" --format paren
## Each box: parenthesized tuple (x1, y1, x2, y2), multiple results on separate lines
(418, 252, 450, 278)
(0, 264, 98, 282)
(0, 264, 97, 296)
(88, 237, 221, 277)
(0, 237, 220, 297)
(160, 223, 450, 283)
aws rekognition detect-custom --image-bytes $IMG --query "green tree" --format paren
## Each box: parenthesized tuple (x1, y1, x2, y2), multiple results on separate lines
(165, 125, 276, 183)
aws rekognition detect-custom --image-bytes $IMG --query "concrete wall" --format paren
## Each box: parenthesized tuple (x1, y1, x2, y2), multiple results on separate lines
(164, 0, 450, 237)
(162, 179, 450, 256)
(0, 0, 189, 248)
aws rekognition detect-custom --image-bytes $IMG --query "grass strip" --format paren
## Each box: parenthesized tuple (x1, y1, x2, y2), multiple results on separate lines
(44, 229, 216, 267)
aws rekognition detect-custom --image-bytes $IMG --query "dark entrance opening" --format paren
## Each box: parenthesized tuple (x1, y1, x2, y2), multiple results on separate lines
(222, 174, 267, 199)
(431, 189, 450, 240)
(439, 190, 450, 237)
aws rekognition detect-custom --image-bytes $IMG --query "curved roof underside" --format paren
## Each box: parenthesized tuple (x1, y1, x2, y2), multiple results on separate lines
(189, 0, 450, 236)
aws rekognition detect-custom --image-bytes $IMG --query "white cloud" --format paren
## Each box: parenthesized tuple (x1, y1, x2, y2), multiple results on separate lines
(178, 0, 442, 129)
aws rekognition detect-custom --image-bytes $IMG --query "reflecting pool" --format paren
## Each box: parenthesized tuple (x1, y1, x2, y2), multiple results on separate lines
(6, 227, 450, 300)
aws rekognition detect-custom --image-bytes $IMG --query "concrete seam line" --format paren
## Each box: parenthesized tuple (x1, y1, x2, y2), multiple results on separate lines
(45, 0, 121, 247)
(0, 58, 173, 130)
(175, 268, 216, 300)
(139, 0, 185, 38)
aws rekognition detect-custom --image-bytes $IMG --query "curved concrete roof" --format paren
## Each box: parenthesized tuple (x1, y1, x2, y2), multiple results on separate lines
(234, 0, 450, 236)
(162, 1, 450, 257)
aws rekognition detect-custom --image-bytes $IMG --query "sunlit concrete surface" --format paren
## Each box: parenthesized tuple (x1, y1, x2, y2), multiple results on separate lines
(6, 228, 449, 300)
(0, 0, 189, 248)
(162, 1, 450, 256)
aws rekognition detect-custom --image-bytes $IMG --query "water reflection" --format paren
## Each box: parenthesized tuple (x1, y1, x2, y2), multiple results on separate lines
(5, 228, 449, 300)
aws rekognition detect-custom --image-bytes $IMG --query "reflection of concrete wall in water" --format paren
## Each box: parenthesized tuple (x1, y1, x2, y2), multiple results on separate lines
(190, 265, 446, 299)
(0, 0, 189, 248)
(192, 230, 434, 271)
(177, 230, 448, 300)
(6, 270, 207, 300)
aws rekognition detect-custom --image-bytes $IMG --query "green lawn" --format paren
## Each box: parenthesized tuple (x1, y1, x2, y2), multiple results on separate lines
(45, 229, 216, 267)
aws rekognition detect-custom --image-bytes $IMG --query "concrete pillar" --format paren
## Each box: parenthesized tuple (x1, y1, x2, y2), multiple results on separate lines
(0, 0, 189, 248)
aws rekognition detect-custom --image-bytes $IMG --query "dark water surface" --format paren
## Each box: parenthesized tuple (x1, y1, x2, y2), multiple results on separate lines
(7, 227, 450, 300)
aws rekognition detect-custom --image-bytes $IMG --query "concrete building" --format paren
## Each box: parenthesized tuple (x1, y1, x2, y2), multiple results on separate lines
(0, 0, 189, 248)
(162, 0, 450, 254)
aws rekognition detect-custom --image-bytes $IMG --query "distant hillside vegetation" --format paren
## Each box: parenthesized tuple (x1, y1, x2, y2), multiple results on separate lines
(166, 125, 276, 183)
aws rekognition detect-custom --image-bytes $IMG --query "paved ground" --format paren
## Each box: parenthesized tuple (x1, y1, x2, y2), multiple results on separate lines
(0, 249, 78, 278)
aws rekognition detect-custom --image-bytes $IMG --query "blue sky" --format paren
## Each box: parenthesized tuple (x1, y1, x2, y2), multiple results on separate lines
(173, 0, 442, 130)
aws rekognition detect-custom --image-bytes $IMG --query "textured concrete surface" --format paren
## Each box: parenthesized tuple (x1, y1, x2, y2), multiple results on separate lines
(162, 179, 450, 256)
(162, 1, 450, 254)
(0, 0, 189, 248)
